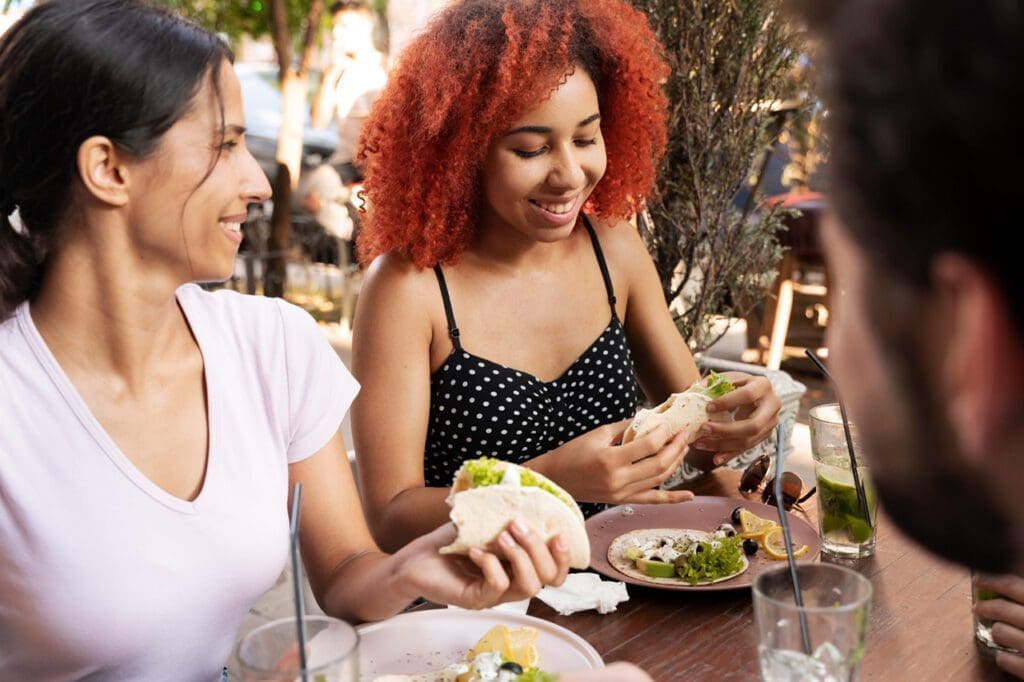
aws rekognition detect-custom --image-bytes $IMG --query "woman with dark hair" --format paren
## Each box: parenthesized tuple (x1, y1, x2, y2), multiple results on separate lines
(351, 0, 783, 552)
(0, 2, 569, 679)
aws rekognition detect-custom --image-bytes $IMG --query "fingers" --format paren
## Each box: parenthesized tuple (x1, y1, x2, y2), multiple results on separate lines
(620, 488, 695, 505)
(977, 574, 1024, 604)
(493, 518, 570, 599)
(465, 546, 511, 606)
(996, 651, 1024, 678)
(976, 598, 1024, 632)
(696, 394, 780, 456)
(992, 622, 1024, 655)
(615, 423, 672, 463)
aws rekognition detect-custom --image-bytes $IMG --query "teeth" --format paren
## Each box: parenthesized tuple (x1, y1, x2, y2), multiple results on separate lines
(219, 221, 242, 233)
(531, 199, 575, 215)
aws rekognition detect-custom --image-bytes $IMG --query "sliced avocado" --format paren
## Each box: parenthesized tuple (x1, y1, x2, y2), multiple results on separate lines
(625, 547, 642, 561)
(636, 558, 677, 579)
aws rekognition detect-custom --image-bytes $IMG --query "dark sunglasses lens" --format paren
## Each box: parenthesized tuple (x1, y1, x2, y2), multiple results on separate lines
(739, 456, 770, 493)
(761, 472, 805, 510)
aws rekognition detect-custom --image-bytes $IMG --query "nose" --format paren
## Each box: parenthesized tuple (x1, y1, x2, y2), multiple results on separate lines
(241, 145, 272, 204)
(546, 144, 586, 191)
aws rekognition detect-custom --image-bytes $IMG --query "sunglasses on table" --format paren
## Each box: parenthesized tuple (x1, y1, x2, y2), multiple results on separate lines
(738, 454, 816, 511)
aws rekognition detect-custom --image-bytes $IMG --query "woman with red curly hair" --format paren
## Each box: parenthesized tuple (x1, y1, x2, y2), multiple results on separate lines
(351, 0, 781, 550)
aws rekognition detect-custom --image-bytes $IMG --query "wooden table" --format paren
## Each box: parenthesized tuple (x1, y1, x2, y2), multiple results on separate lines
(524, 468, 1007, 680)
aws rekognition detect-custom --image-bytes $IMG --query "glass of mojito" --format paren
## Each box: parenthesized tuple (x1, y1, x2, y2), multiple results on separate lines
(810, 404, 878, 558)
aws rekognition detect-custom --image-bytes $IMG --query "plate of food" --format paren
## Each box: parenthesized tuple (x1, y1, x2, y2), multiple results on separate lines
(587, 496, 820, 591)
(357, 608, 602, 681)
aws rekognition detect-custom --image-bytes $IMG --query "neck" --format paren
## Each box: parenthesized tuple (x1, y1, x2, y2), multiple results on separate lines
(469, 215, 579, 270)
(30, 220, 193, 389)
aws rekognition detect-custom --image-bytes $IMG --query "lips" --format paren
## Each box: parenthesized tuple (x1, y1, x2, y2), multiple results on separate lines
(528, 198, 577, 215)
(218, 213, 247, 245)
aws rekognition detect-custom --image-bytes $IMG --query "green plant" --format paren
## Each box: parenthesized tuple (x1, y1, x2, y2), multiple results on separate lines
(632, 0, 811, 353)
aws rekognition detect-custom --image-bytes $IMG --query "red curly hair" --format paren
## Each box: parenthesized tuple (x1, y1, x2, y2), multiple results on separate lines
(356, 0, 669, 267)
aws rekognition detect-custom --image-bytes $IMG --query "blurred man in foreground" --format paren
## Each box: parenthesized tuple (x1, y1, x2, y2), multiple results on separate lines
(799, 0, 1024, 675)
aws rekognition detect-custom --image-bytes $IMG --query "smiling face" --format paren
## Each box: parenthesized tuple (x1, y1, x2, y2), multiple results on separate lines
(125, 60, 271, 284)
(478, 67, 606, 244)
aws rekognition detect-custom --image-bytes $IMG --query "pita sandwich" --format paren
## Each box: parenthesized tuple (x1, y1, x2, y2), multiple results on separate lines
(440, 457, 590, 569)
(622, 371, 736, 445)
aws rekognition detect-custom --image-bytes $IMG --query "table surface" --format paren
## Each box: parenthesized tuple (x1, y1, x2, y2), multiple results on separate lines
(524, 468, 1008, 681)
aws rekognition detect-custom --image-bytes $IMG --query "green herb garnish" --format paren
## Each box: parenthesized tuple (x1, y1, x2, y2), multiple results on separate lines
(675, 536, 745, 585)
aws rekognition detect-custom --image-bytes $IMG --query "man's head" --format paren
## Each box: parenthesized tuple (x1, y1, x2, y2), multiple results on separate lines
(802, 0, 1024, 570)
(330, 0, 376, 59)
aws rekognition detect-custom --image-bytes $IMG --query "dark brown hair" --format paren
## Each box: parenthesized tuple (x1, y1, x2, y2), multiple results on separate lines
(0, 0, 233, 319)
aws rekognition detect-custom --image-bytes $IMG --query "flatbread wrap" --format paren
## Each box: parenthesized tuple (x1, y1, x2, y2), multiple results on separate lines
(621, 371, 736, 445)
(608, 527, 749, 586)
(440, 457, 590, 569)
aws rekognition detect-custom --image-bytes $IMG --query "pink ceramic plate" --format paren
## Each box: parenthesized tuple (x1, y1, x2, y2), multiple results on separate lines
(356, 608, 602, 680)
(587, 496, 820, 591)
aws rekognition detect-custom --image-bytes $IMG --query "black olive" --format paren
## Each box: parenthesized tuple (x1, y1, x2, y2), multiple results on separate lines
(726, 529, 736, 537)
(694, 544, 704, 553)
(743, 538, 759, 555)
(730, 506, 743, 524)
(500, 662, 524, 674)
(650, 555, 665, 563)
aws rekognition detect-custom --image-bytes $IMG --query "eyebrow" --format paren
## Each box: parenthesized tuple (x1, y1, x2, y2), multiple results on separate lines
(504, 113, 601, 137)
(223, 124, 247, 136)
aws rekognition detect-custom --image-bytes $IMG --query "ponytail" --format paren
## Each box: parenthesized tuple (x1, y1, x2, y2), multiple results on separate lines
(0, 202, 40, 321)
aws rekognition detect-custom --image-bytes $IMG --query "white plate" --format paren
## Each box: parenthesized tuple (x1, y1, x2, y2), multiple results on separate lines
(356, 608, 603, 680)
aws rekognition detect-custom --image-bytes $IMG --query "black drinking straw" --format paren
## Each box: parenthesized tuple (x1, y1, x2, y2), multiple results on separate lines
(290, 483, 309, 682)
(772, 424, 812, 655)
(804, 350, 873, 531)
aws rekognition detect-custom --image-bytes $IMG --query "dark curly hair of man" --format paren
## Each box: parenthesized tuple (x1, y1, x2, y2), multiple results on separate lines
(355, 0, 669, 267)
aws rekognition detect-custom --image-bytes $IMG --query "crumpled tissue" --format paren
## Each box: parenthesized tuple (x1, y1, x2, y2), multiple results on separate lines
(536, 572, 629, 616)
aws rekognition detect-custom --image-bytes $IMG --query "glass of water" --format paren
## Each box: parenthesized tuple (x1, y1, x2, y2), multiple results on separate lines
(236, 615, 359, 681)
(753, 563, 873, 681)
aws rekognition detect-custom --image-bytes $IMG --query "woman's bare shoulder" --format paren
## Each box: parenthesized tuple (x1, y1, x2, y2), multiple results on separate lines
(584, 214, 651, 275)
(358, 252, 439, 324)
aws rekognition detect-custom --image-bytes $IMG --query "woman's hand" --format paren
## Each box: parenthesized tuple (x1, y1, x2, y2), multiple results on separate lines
(690, 372, 781, 467)
(974, 573, 1024, 677)
(531, 419, 694, 505)
(391, 519, 571, 610)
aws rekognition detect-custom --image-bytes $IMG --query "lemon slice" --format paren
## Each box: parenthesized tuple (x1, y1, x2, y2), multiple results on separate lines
(738, 508, 778, 540)
(466, 624, 511, 662)
(465, 625, 539, 669)
(508, 626, 539, 668)
(763, 526, 810, 560)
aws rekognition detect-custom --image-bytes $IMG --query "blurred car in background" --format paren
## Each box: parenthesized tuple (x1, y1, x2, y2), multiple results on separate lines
(235, 62, 338, 183)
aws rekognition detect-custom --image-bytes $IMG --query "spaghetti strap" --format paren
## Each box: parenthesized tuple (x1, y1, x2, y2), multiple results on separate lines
(581, 215, 617, 308)
(433, 265, 462, 350)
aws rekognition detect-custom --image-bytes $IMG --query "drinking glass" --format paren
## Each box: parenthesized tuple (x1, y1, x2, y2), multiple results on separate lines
(810, 404, 878, 558)
(754, 563, 873, 681)
(972, 571, 1021, 654)
(236, 615, 359, 681)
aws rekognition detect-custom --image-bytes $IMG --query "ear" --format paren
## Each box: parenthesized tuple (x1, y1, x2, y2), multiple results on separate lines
(935, 254, 1024, 463)
(75, 136, 131, 208)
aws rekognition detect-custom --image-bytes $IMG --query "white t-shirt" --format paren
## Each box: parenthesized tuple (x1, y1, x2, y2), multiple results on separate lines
(329, 55, 388, 165)
(0, 285, 359, 681)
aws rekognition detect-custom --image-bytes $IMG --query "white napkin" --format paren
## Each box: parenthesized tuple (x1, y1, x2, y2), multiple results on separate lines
(448, 598, 531, 614)
(536, 572, 629, 616)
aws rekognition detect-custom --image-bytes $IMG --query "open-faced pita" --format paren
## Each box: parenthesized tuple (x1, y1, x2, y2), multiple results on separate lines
(607, 528, 749, 586)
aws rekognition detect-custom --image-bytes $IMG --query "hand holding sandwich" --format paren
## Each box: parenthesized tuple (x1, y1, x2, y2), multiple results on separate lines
(529, 420, 694, 505)
(389, 520, 571, 610)
(687, 372, 780, 467)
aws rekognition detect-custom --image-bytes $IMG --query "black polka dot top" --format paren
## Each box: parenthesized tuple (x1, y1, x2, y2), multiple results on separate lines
(424, 216, 639, 518)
